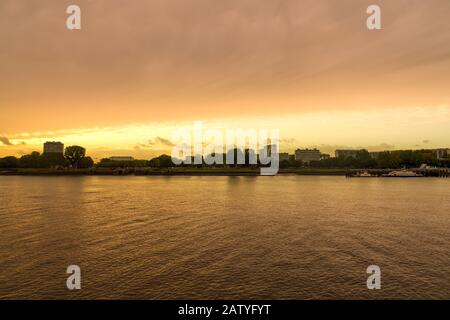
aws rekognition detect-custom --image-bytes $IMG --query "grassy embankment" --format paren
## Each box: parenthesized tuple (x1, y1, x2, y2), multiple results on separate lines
(0, 167, 351, 176)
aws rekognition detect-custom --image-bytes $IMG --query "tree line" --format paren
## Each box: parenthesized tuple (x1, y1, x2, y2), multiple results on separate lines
(306, 149, 449, 169)
(0, 146, 93, 169)
(1, 147, 449, 169)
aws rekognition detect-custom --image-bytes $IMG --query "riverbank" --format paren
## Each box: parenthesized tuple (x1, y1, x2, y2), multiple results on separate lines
(1, 167, 448, 176)
(0, 168, 351, 176)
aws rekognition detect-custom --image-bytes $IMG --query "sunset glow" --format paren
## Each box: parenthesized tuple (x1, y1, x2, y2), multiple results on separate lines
(1, 0, 450, 158)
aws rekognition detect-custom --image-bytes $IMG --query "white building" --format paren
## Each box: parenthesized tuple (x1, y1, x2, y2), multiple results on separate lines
(434, 148, 450, 160)
(43, 141, 64, 154)
(369, 151, 384, 159)
(295, 149, 321, 163)
(335, 149, 361, 158)
(279, 153, 290, 162)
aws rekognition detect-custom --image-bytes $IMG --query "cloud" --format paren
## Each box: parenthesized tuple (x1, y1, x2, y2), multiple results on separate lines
(153, 137, 175, 147)
(0, 136, 13, 145)
(2, 0, 450, 133)
(280, 138, 297, 144)
(134, 136, 175, 150)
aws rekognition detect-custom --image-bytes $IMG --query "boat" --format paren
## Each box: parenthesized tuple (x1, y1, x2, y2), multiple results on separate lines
(353, 171, 376, 177)
(382, 169, 423, 177)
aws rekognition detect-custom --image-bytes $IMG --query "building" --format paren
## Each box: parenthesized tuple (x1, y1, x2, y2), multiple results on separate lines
(295, 149, 321, 163)
(335, 149, 361, 158)
(109, 156, 134, 162)
(43, 141, 64, 154)
(261, 144, 278, 156)
(434, 148, 450, 160)
(369, 151, 384, 159)
(279, 153, 290, 162)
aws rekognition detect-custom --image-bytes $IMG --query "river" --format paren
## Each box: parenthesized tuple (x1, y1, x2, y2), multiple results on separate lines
(0, 176, 449, 299)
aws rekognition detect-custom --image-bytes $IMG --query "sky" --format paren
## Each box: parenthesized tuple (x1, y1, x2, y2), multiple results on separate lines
(1, 0, 450, 159)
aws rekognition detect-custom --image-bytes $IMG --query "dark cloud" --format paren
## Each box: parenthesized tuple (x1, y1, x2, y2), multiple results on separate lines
(0, 136, 13, 145)
(147, 137, 175, 147)
(135, 137, 175, 150)
(153, 137, 175, 147)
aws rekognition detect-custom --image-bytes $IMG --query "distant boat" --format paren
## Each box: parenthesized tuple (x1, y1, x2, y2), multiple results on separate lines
(382, 169, 423, 177)
(353, 171, 376, 177)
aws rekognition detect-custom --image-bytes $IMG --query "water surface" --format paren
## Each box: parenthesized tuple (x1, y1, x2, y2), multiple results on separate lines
(0, 176, 449, 299)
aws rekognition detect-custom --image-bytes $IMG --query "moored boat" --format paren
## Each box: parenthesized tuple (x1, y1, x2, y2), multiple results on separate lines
(353, 171, 376, 177)
(382, 169, 423, 177)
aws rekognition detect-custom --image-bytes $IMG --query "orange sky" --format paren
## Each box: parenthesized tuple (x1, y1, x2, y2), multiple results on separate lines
(1, 0, 450, 158)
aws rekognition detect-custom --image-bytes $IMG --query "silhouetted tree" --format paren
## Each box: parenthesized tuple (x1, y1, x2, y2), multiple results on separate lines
(0, 156, 19, 168)
(78, 156, 94, 169)
(64, 146, 86, 168)
(40, 152, 67, 168)
(148, 154, 174, 168)
(19, 151, 41, 168)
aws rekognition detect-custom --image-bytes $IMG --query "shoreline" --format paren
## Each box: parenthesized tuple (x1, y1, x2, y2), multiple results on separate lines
(0, 168, 352, 176)
(1, 168, 448, 177)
